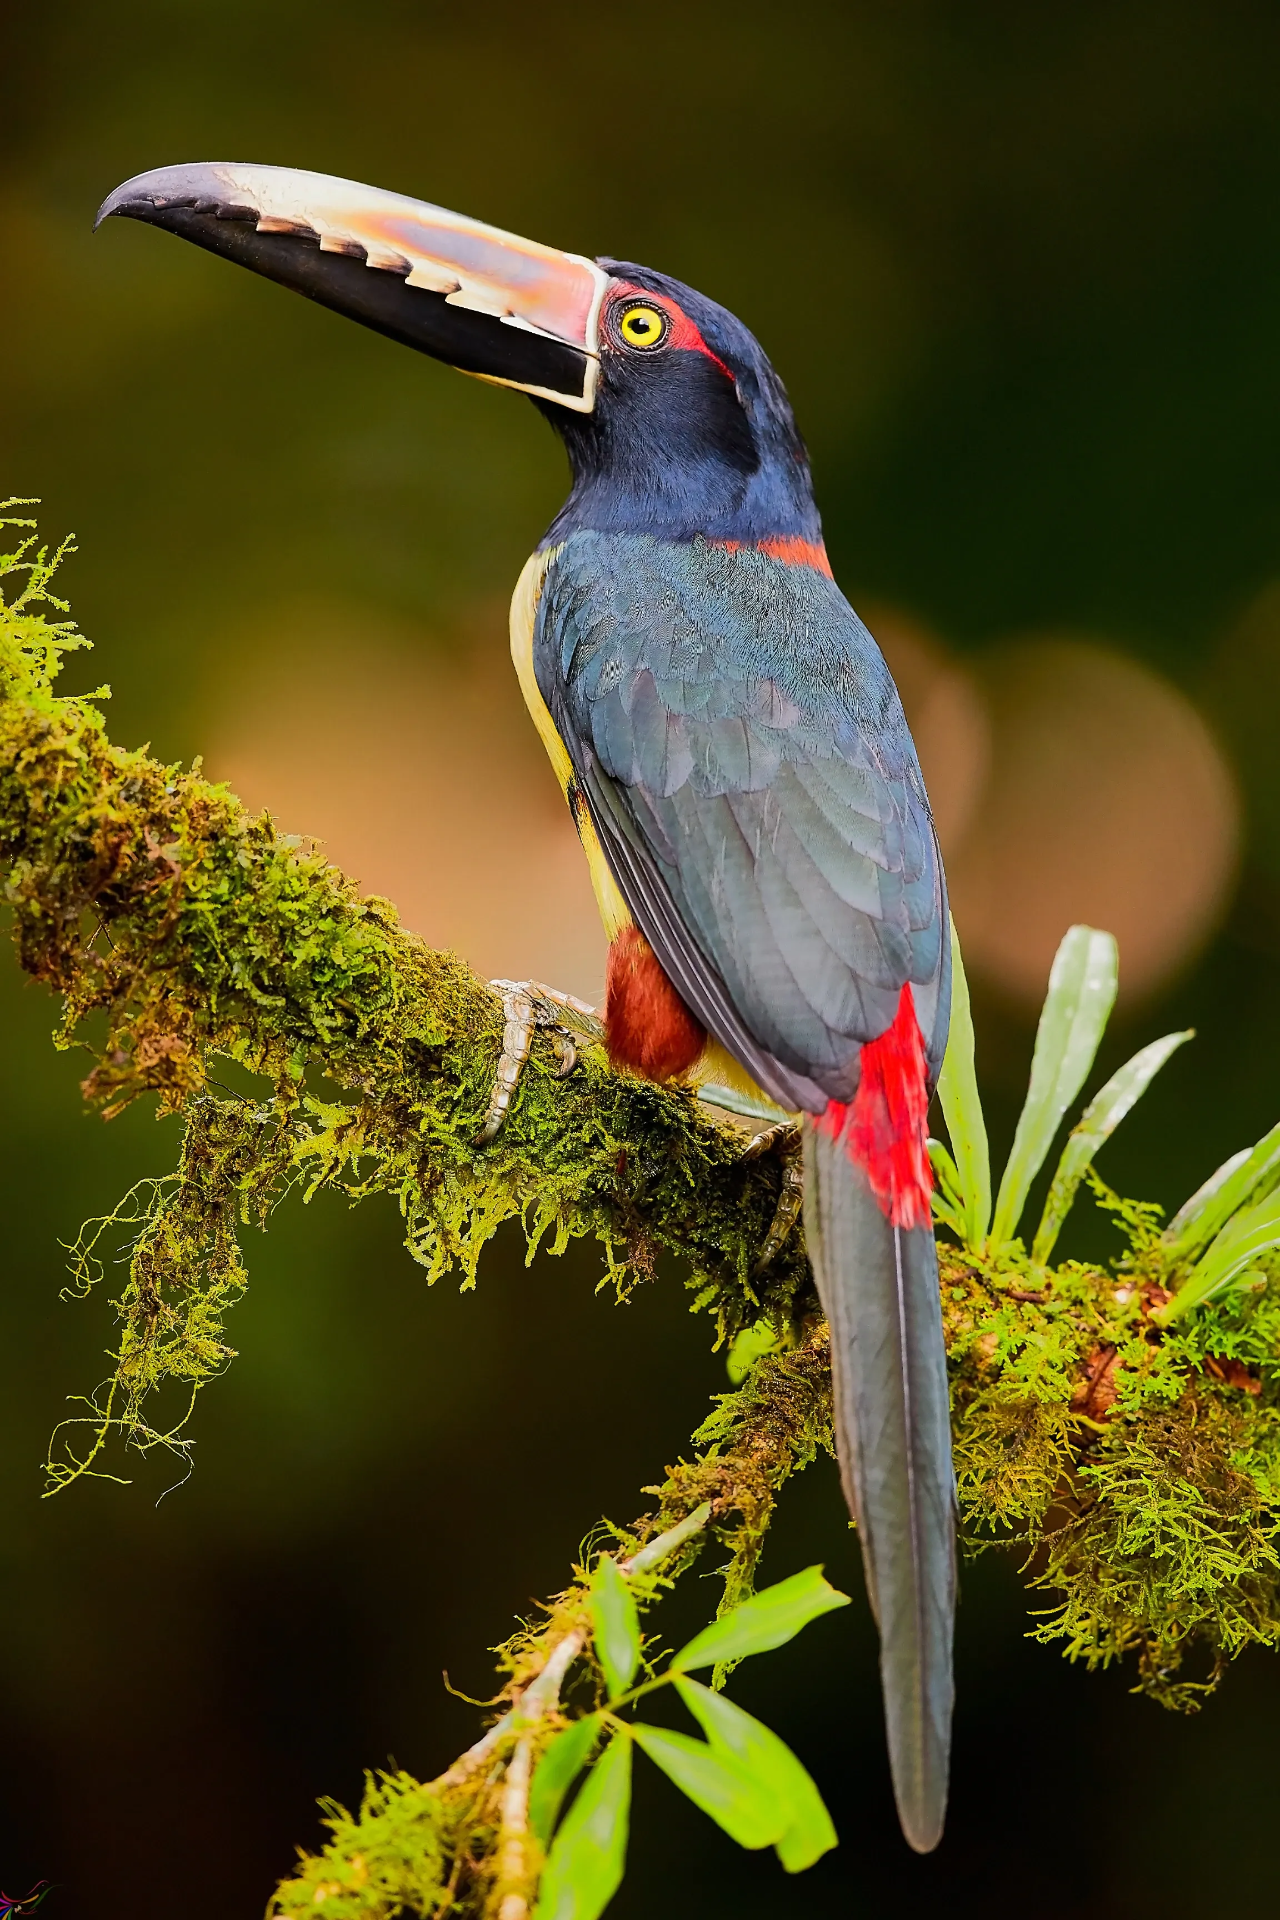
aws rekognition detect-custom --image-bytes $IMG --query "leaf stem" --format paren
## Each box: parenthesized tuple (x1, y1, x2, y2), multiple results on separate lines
(621, 1502, 713, 1576)
(495, 1735, 533, 1920)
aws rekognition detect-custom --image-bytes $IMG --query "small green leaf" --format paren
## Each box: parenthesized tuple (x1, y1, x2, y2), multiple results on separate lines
(674, 1677, 837, 1872)
(1154, 1182, 1280, 1325)
(936, 918, 992, 1250)
(696, 1082, 788, 1125)
(530, 1714, 603, 1848)
(590, 1556, 640, 1699)
(990, 925, 1118, 1251)
(670, 1566, 849, 1673)
(1161, 1121, 1280, 1267)
(1031, 1030, 1193, 1264)
(726, 1318, 778, 1385)
(632, 1723, 782, 1849)
(534, 1730, 631, 1920)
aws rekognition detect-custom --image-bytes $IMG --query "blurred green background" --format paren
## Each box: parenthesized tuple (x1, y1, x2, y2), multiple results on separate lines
(5, 3, 1280, 1914)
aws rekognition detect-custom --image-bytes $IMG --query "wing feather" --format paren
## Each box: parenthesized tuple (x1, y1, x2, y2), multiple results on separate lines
(537, 532, 948, 1106)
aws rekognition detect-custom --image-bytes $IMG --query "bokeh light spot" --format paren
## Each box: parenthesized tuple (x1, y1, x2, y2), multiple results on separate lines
(947, 636, 1239, 1003)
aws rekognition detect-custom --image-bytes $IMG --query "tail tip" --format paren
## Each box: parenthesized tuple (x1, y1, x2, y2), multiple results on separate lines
(895, 1783, 948, 1854)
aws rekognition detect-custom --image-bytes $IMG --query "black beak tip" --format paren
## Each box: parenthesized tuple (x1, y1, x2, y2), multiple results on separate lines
(93, 163, 220, 234)
(95, 180, 160, 233)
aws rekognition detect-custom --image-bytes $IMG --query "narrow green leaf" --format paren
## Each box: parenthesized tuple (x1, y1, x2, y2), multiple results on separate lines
(671, 1566, 849, 1673)
(936, 918, 991, 1250)
(534, 1731, 631, 1920)
(1154, 1182, 1280, 1325)
(696, 1083, 788, 1125)
(632, 1723, 782, 1850)
(990, 925, 1118, 1251)
(928, 1139, 968, 1239)
(929, 1190, 967, 1239)
(674, 1677, 837, 1872)
(1162, 1147, 1251, 1247)
(1031, 1030, 1193, 1264)
(529, 1714, 603, 1848)
(1161, 1121, 1280, 1267)
(590, 1557, 640, 1699)
(928, 1137, 964, 1206)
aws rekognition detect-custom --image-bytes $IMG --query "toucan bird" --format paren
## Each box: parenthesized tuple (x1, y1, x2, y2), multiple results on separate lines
(97, 163, 956, 1853)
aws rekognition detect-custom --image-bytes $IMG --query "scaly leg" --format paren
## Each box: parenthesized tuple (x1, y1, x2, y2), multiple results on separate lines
(476, 979, 604, 1145)
(476, 991, 803, 1272)
(742, 1120, 805, 1275)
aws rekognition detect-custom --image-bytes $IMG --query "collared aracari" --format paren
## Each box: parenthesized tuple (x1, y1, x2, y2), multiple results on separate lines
(97, 163, 956, 1852)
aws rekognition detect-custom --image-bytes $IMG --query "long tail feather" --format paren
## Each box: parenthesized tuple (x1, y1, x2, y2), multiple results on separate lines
(803, 1118, 956, 1852)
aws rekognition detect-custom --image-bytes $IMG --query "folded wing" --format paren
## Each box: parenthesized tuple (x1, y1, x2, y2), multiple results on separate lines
(534, 531, 948, 1107)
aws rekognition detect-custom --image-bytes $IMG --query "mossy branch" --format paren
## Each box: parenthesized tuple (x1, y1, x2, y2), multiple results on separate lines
(0, 508, 811, 1485)
(5, 511, 1280, 1916)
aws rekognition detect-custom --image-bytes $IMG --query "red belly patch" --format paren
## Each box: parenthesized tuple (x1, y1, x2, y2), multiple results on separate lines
(819, 983, 932, 1230)
(605, 927, 706, 1082)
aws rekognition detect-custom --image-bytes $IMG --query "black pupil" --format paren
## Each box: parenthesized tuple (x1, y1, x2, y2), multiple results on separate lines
(630, 312, 654, 337)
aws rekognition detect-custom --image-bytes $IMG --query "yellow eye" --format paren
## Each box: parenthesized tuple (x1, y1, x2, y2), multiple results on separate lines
(617, 302, 668, 350)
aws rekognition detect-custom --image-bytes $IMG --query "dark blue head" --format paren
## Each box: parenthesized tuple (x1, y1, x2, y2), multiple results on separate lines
(539, 261, 824, 552)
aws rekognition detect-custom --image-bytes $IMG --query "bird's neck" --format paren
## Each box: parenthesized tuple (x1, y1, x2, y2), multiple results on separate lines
(539, 406, 824, 552)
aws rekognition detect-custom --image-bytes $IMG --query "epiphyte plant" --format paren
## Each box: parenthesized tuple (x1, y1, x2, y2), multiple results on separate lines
(931, 917, 1280, 1320)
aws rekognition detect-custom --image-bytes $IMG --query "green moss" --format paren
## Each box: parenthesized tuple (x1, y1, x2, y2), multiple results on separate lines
(270, 1772, 449, 1920)
(938, 1175, 1280, 1704)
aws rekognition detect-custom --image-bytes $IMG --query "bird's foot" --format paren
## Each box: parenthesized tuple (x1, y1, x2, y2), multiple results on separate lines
(476, 979, 604, 1145)
(743, 1120, 804, 1275)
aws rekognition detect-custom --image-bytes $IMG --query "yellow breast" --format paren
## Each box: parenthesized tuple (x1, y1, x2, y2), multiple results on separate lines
(508, 548, 785, 1113)
(509, 548, 633, 941)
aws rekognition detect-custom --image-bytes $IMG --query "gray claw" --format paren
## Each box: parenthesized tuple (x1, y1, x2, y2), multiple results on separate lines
(550, 1033, 578, 1078)
(476, 979, 602, 1145)
(746, 1122, 804, 1275)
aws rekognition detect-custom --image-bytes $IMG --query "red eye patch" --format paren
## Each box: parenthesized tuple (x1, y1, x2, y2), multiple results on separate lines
(606, 280, 735, 383)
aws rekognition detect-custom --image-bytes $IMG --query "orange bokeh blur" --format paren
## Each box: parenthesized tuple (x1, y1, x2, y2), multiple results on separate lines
(944, 636, 1239, 1002)
(205, 599, 607, 1004)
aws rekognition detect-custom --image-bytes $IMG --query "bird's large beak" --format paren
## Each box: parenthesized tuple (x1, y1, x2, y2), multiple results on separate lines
(96, 163, 608, 412)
